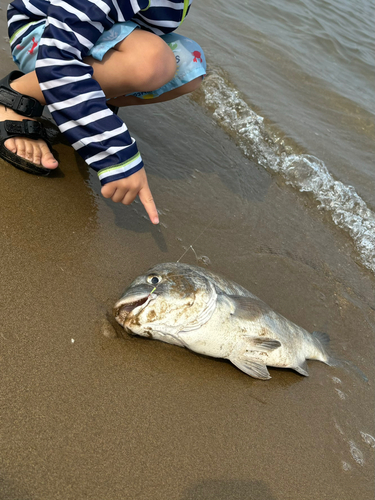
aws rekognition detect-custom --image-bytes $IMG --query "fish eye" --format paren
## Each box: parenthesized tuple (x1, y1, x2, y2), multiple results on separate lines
(147, 275, 161, 285)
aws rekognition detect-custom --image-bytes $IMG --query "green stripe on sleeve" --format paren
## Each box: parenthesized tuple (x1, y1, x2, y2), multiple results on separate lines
(181, 0, 190, 24)
(97, 152, 141, 177)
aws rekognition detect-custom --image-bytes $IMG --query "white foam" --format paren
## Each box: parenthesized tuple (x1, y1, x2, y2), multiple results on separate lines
(335, 388, 346, 400)
(342, 461, 351, 471)
(200, 72, 375, 274)
(334, 421, 344, 435)
(349, 441, 364, 466)
(360, 432, 375, 449)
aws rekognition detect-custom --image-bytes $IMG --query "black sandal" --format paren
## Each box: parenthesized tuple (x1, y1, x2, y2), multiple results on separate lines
(0, 70, 54, 176)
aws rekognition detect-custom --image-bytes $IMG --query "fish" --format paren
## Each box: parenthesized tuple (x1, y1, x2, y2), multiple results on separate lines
(113, 262, 335, 380)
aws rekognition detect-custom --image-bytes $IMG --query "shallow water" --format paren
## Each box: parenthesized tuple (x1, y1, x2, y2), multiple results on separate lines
(1, 0, 375, 498)
(184, 0, 375, 196)
(182, 0, 375, 272)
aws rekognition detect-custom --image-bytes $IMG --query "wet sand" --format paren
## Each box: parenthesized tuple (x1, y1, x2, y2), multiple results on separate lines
(1, 57, 374, 498)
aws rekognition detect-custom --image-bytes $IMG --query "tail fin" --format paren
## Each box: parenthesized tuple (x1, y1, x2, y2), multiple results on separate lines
(312, 331, 330, 345)
(312, 331, 338, 367)
(312, 331, 368, 382)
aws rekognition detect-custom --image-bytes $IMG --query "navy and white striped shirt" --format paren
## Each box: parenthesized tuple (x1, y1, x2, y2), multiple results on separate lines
(7, 0, 192, 185)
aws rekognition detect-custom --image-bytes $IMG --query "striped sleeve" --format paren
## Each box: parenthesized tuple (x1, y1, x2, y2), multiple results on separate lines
(34, 0, 149, 185)
(7, 0, 48, 41)
(133, 0, 192, 35)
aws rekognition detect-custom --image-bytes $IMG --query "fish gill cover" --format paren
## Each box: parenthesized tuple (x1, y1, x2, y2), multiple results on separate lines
(196, 70, 375, 274)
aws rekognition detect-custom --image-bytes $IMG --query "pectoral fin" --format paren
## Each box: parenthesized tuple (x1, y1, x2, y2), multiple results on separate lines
(245, 337, 281, 351)
(230, 356, 271, 380)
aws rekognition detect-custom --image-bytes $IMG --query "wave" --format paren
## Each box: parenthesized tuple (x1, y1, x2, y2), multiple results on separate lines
(196, 70, 375, 274)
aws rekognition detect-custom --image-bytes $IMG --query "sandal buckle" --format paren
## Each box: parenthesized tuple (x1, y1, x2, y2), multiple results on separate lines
(0, 86, 44, 118)
(23, 120, 43, 136)
(4, 119, 45, 140)
(17, 95, 44, 118)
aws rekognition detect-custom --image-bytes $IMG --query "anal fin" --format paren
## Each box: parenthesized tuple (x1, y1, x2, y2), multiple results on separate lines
(294, 360, 309, 377)
(230, 356, 271, 380)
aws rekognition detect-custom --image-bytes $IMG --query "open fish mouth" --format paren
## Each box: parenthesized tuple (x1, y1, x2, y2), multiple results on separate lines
(113, 294, 153, 326)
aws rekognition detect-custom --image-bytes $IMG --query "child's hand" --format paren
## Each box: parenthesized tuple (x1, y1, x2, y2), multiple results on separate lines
(101, 167, 159, 224)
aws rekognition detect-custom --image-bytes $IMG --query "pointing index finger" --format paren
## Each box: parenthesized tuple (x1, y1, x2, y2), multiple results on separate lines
(139, 184, 159, 224)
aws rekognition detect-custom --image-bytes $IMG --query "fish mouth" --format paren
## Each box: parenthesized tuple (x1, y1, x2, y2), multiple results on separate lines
(113, 294, 153, 326)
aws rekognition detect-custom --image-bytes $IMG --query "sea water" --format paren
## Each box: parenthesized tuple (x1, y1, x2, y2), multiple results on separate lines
(182, 0, 375, 273)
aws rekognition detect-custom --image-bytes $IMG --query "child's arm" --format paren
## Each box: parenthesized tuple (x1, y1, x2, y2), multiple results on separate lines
(101, 168, 159, 224)
(32, 0, 152, 213)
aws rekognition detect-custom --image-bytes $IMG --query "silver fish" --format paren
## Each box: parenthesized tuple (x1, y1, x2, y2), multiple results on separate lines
(113, 263, 334, 380)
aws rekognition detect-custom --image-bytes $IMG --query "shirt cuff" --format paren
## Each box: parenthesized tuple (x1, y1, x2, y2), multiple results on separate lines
(97, 151, 144, 186)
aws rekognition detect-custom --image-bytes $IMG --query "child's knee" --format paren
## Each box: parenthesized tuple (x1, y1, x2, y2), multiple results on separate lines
(114, 30, 176, 91)
(141, 38, 176, 89)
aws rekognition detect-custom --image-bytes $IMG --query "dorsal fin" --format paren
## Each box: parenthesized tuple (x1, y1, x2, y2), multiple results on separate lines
(229, 295, 271, 320)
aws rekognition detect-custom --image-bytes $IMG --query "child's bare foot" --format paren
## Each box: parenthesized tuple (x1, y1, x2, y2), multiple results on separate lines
(0, 105, 58, 169)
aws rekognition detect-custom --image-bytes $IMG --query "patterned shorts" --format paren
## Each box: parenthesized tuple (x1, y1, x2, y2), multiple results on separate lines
(11, 20, 206, 99)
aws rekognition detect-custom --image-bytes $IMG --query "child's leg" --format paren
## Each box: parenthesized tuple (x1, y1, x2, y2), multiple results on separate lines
(83, 30, 177, 98)
(1, 29, 200, 169)
(106, 32, 206, 108)
(107, 76, 203, 108)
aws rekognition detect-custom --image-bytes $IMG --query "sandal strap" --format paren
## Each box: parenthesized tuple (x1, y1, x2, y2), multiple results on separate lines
(1, 119, 50, 144)
(0, 71, 44, 118)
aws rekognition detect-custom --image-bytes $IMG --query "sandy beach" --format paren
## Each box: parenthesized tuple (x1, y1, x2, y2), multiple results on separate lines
(1, 49, 374, 500)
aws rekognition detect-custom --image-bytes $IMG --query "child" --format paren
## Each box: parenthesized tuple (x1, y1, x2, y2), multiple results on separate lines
(0, 0, 206, 224)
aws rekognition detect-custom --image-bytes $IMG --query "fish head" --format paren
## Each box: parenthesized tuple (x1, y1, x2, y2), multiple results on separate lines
(113, 263, 217, 341)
